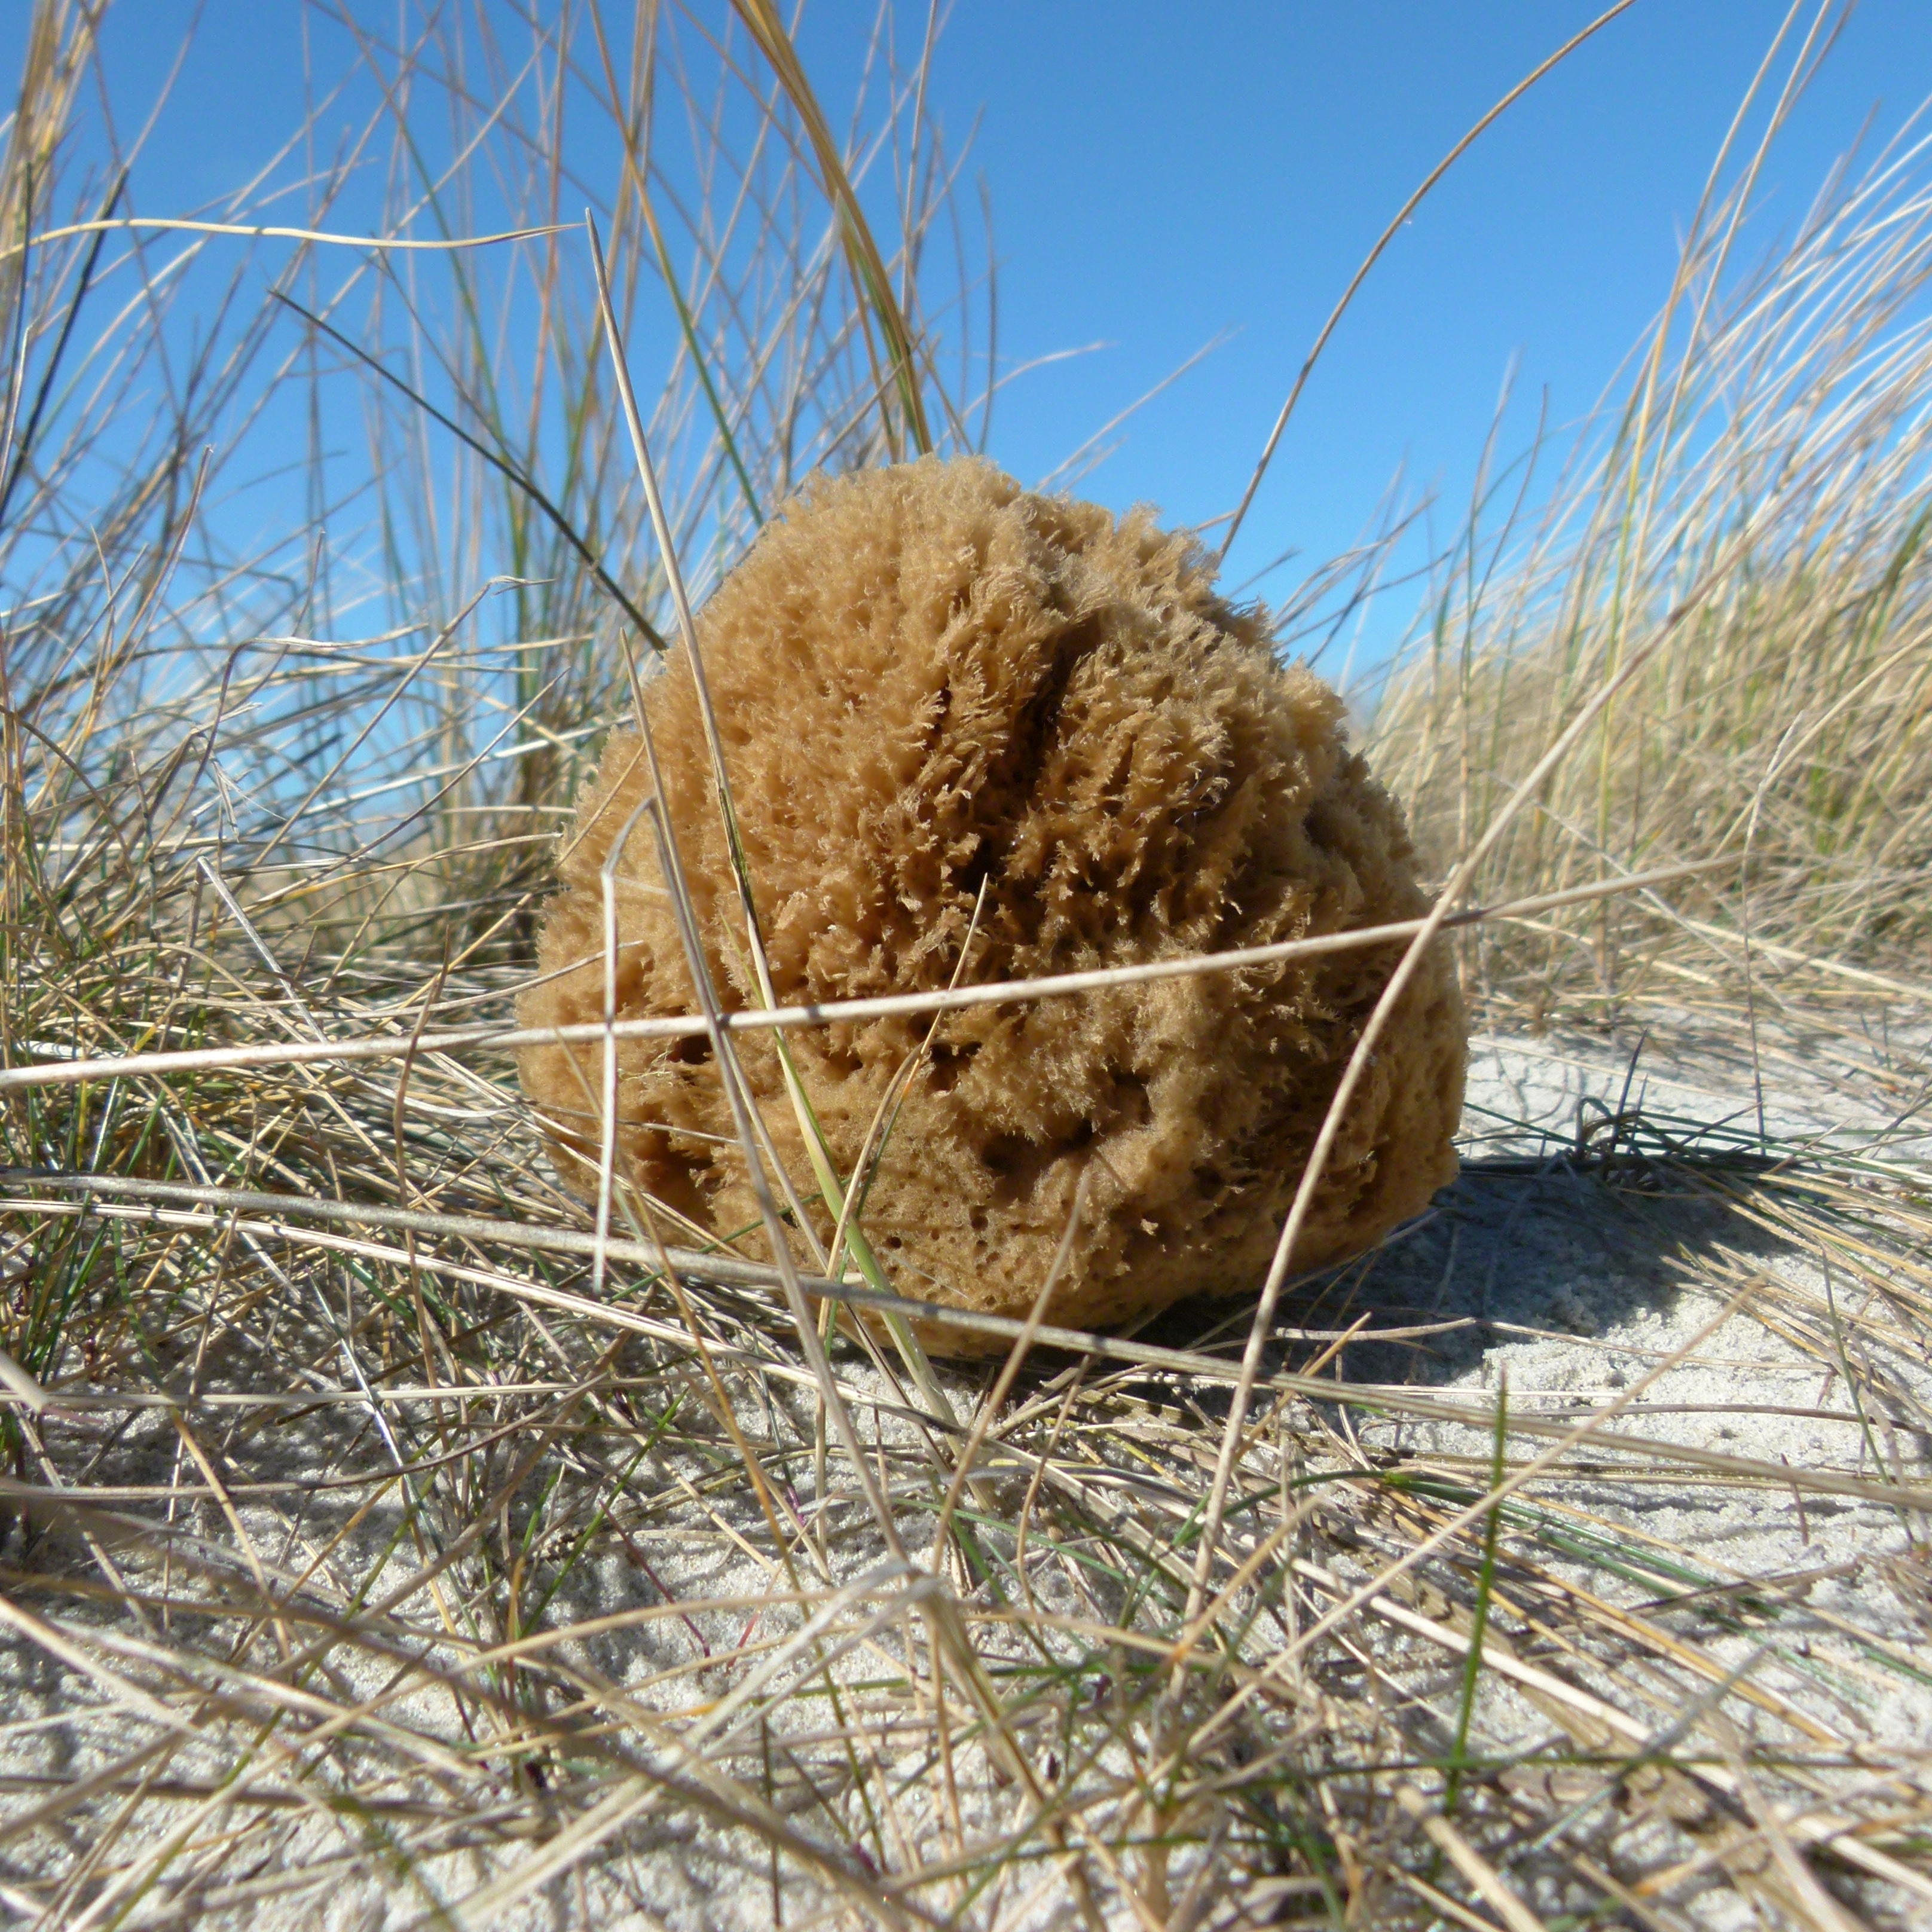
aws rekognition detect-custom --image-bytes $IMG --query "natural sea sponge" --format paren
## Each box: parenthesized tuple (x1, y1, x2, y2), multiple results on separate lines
(516, 457, 1465, 1349)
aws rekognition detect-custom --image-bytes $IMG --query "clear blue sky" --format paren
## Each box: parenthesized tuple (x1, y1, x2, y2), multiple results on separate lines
(904, 1, 1932, 655)
(13, 2, 1932, 674)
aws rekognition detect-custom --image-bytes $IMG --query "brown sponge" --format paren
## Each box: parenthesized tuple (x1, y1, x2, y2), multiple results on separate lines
(516, 457, 1465, 1349)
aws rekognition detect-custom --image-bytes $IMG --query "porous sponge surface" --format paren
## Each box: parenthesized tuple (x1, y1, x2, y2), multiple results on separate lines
(517, 457, 1465, 1346)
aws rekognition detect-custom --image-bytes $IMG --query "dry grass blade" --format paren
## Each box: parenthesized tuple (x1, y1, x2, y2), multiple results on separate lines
(0, 859, 1739, 1093)
(10, 216, 574, 259)
(730, 0, 934, 458)
(1215, 0, 1640, 563)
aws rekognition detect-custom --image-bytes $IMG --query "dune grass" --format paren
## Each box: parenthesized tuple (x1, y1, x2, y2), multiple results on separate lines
(1368, 29, 1932, 1051)
(0, 3, 1928, 1928)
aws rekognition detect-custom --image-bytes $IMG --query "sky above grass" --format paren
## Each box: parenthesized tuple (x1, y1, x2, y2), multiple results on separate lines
(11, 1, 1932, 677)
(905, 1, 1932, 664)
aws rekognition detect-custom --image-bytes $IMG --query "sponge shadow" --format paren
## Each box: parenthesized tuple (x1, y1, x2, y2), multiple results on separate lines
(1257, 1142, 1794, 1390)
(1132, 1029, 1838, 1392)
(1125, 1090, 1803, 1404)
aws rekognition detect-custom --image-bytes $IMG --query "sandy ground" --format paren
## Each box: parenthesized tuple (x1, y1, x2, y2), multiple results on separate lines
(1403, 1034, 1929, 1669)
(2, 1028, 1928, 1927)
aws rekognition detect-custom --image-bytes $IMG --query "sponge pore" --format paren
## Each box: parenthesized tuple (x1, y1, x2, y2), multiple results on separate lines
(516, 457, 1465, 1349)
